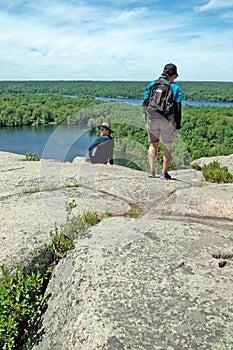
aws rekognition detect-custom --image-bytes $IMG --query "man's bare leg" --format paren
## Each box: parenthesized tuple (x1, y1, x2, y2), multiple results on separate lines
(148, 141, 159, 172)
(162, 143, 173, 173)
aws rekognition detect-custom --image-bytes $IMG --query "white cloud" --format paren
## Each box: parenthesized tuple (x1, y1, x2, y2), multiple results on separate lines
(0, 0, 233, 81)
(196, 0, 233, 12)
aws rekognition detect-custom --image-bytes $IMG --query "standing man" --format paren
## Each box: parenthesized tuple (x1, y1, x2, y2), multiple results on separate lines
(143, 63, 182, 179)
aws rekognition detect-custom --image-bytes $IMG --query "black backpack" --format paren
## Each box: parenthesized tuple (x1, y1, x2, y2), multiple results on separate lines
(147, 79, 173, 118)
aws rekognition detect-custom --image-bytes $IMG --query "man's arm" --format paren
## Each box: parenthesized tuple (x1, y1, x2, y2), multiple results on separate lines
(173, 102, 182, 130)
(173, 84, 182, 130)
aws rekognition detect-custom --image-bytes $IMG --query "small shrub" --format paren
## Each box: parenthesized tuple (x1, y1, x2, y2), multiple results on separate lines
(61, 210, 100, 238)
(23, 152, 41, 161)
(82, 210, 100, 226)
(0, 210, 100, 349)
(202, 161, 233, 183)
(45, 213, 99, 262)
(0, 264, 51, 349)
(47, 227, 74, 261)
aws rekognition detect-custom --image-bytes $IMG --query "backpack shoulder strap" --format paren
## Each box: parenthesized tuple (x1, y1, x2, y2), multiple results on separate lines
(154, 79, 170, 86)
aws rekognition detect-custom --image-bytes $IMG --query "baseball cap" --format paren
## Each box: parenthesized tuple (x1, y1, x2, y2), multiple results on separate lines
(163, 63, 179, 77)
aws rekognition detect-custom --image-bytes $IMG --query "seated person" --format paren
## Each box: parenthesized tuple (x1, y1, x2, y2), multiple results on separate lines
(87, 122, 114, 164)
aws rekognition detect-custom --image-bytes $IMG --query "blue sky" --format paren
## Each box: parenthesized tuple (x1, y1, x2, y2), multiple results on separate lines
(0, 0, 233, 81)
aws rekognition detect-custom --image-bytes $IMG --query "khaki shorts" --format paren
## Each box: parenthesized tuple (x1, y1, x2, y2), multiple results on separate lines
(146, 115, 176, 144)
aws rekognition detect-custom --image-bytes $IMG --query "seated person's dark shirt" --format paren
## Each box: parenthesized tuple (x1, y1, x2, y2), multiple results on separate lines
(88, 135, 114, 164)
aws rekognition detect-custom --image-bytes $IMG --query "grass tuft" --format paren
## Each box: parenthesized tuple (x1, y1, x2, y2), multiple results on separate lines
(128, 207, 142, 218)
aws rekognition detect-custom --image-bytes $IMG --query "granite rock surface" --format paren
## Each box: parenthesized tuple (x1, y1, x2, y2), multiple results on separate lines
(1, 152, 233, 349)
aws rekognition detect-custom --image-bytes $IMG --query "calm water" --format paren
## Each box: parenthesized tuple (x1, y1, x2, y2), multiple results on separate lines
(1, 97, 233, 162)
(96, 97, 233, 107)
(0, 124, 95, 162)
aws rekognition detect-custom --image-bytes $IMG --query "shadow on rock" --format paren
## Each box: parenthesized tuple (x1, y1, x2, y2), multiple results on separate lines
(23, 293, 52, 350)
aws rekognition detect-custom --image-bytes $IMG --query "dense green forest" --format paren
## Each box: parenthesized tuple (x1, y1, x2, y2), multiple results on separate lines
(67, 101, 233, 168)
(0, 84, 232, 169)
(0, 80, 233, 102)
(0, 94, 102, 126)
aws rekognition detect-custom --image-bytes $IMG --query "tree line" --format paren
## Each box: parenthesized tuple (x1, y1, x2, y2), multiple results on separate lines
(68, 101, 233, 167)
(0, 93, 232, 166)
(0, 94, 102, 126)
(0, 80, 233, 102)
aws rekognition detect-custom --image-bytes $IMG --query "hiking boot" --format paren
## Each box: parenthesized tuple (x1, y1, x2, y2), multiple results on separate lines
(148, 170, 155, 178)
(160, 171, 171, 180)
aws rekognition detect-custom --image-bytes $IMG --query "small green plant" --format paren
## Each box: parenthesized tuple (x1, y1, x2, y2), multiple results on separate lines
(61, 210, 100, 238)
(128, 207, 142, 218)
(44, 210, 101, 265)
(202, 161, 233, 183)
(82, 210, 100, 226)
(104, 211, 113, 217)
(65, 199, 77, 215)
(0, 264, 51, 349)
(23, 152, 41, 161)
(46, 227, 74, 261)
(191, 163, 202, 171)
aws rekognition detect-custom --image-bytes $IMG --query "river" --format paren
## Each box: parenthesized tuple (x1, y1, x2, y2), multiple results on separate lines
(0, 97, 233, 162)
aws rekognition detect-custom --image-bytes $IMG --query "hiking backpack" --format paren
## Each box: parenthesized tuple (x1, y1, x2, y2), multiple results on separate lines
(147, 79, 174, 118)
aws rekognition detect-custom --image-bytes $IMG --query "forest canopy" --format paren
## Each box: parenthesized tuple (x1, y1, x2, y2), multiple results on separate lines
(0, 80, 232, 170)
(0, 80, 233, 102)
(0, 94, 102, 126)
(68, 101, 233, 167)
